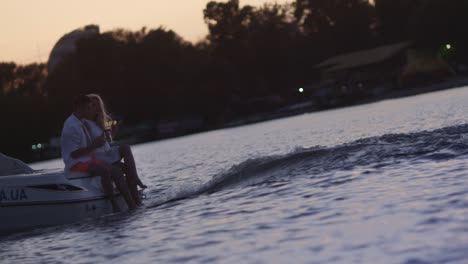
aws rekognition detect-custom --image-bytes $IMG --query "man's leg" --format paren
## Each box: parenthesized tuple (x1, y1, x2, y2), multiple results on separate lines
(88, 163, 120, 212)
(108, 165, 137, 210)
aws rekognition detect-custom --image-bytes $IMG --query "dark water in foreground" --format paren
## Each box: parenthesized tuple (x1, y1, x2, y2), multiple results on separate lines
(2, 87, 468, 263)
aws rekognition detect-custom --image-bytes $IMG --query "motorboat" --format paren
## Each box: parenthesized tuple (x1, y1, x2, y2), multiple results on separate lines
(0, 153, 131, 234)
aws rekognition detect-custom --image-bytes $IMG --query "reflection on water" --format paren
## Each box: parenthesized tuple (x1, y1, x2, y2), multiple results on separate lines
(4, 87, 468, 263)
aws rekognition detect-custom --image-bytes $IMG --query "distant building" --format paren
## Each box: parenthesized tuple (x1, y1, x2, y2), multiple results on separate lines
(306, 42, 411, 107)
(400, 48, 455, 86)
(315, 41, 455, 90)
(47, 25, 100, 73)
(316, 42, 412, 88)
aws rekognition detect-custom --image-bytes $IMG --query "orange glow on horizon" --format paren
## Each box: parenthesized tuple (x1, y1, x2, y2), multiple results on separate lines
(0, 0, 291, 64)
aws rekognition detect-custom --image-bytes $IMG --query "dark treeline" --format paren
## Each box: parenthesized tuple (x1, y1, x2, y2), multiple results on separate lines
(1, 0, 468, 161)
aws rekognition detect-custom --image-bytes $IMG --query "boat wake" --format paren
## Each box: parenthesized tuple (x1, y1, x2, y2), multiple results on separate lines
(147, 124, 468, 208)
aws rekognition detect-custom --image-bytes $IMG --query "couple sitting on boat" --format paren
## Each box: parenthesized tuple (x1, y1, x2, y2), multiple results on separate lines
(61, 94, 146, 211)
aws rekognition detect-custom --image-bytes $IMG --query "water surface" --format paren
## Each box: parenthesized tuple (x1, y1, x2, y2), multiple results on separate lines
(2, 87, 468, 264)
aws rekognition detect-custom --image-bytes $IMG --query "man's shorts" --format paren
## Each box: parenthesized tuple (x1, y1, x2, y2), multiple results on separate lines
(70, 159, 107, 172)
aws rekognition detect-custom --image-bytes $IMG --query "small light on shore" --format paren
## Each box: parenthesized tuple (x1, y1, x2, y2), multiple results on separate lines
(32, 145, 37, 150)
(446, 44, 452, 50)
(299, 88, 304, 93)
(37, 143, 42, 149)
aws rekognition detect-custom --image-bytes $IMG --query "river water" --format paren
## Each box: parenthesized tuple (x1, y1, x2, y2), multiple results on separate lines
(2, 87, 468, 264)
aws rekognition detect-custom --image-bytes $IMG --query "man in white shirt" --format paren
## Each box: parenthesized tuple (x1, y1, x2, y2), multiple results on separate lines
(61, 95, 136, 211)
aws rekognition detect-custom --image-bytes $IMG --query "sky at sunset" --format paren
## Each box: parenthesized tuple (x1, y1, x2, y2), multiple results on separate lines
(0, 0, 291, 64)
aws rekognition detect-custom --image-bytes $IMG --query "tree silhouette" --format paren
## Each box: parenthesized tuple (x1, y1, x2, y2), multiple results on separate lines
(1, 0, 468, 161)
(0, 63, 16, 94)
(408, 0, 468, 49)
(294, 0, 376, 54)
(373, 0, 416, 43)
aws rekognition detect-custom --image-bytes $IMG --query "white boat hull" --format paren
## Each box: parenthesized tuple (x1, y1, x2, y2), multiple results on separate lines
(0, 169, 131, 234)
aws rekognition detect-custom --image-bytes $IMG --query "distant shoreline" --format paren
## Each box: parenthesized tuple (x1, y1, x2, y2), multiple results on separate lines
(220, 76, 468, 129)
(25, 76, 468, 164)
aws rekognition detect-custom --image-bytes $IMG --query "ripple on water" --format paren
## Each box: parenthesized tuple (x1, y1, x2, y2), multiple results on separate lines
(5, 86, 468, 263)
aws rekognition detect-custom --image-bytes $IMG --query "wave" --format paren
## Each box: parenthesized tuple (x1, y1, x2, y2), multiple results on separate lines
(147, 124, 468, 207)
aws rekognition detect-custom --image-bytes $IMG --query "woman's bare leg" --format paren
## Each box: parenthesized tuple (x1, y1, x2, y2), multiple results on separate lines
(127, 175, 142, 206)
(119, 144, 147, 189)
(109, 165, 137, 210)
(115, 161, 142, 206)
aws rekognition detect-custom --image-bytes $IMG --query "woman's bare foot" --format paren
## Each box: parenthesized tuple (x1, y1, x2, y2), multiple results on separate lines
(137, 179, 147, 189)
